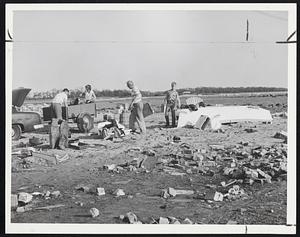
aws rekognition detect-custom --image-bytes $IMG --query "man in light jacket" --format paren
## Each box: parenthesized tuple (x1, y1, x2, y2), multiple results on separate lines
(127, 80, 146, 135)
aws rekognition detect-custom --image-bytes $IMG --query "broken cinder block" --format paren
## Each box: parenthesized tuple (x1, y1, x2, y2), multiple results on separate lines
(114, 189, 125, 197)
(90, 208, 100, 218)
(159, 217, 170, 224)
(123, 212, 138, 224)
(18, 192, 33, 205)
(96, 187, 106, 196)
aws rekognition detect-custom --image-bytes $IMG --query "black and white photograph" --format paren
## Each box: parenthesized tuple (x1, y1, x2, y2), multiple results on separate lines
(5, 3, 296, 234)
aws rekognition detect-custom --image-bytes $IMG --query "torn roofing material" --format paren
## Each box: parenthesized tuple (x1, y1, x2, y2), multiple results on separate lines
(177, 106, 273, 130)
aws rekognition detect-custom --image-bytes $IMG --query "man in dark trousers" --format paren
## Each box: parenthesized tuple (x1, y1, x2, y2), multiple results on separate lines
(51, 88, 69, 120)
(163, 82, 181, 127)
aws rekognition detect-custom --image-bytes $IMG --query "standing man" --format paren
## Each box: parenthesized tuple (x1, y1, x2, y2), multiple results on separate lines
(163, 82, 181, 127)
(84, 84, 97, 103)
(126, 80, 146, 135)
(51, 88, 69, 120)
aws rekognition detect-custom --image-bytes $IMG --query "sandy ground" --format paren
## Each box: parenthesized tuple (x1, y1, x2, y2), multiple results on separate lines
(11, 96, 288, 224)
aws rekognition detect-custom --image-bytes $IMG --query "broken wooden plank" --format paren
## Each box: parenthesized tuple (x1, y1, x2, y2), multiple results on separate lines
(35, 204, 65, 210)
(32, 152, 57, 165)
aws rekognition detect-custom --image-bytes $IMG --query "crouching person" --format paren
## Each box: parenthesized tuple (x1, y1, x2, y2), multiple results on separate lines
(164, 82, 181, 127)
(126, 80, 146, 135)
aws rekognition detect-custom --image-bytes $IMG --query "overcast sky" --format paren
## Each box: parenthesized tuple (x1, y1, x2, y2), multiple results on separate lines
(12, 10, 288, 91)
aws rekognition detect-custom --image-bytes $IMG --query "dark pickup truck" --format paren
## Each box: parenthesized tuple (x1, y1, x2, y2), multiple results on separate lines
(12, 88, 44, 140)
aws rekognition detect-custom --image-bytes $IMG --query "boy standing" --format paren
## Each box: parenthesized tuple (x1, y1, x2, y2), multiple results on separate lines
(163, 82, 181, 127)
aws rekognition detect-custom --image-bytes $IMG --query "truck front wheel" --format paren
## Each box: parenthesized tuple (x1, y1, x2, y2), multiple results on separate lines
(12, 124, 22, 140)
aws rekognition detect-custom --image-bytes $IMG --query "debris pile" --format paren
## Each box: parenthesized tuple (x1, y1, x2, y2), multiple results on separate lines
(12, 190, 63, 213)
(11, 146, 70, 171)
(119, 212, 195, 224)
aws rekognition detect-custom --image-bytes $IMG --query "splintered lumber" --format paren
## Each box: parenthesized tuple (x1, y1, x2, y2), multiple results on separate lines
(32, 152, 57, 165)
(35, 204, 65, 210)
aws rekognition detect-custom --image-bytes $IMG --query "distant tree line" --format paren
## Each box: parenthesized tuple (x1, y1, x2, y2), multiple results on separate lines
(176, 87, 287, 95)
(92, 87, 287, 98)
(27, 87, 287, 100)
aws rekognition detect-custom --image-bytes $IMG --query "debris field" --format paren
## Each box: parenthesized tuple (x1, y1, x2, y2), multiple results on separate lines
(11, 96, 288, 224)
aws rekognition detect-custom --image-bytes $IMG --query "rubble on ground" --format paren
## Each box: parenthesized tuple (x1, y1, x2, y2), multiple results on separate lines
(90, 208, 100, 218)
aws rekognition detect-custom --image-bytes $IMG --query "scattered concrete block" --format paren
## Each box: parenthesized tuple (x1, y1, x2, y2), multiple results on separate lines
(50, 191, 61, 198)
(133, 221, 143, 224)
(168, 187, 177, 197)
(274, 131, 287, 141)
(159, 217, 170, 224)
(227, 220, 238, 225)
(182, 218, 193, 224)
(103, 164, 116, 171)
(44, 190, 51, 197)
(96, 187, 105, 196)
(195, 115, 210, 130)
(114, 189, 125, 197)
(230, 162, 237, 168)
(16, 206, 32, 213)
(161, 189, 170, 199)
(124, 212, 138, 224)
(75, 201, 84, 206)
(90, 208, 100, 218)
(18, 192, 33, 205)
(172, 220, 181, 224)
(209, 144, 225, 150)
(168, 216, 180, 224)
(213, 192, 224, 202)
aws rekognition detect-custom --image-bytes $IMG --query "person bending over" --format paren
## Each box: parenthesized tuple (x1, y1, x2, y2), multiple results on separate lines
(51, 88, 69, 120)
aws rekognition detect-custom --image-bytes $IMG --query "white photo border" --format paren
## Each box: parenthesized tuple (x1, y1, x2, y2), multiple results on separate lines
(5, 3, 297, 234)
